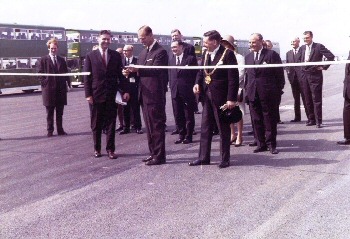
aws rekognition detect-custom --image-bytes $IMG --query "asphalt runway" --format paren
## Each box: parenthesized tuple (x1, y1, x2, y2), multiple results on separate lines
(1, 65, 350, 238)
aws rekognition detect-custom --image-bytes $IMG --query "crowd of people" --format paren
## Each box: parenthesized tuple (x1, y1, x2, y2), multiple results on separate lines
(8, 26, 348, 166)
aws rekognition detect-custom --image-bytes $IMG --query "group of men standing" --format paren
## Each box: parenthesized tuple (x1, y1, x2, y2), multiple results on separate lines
(36, 26, 350, 169)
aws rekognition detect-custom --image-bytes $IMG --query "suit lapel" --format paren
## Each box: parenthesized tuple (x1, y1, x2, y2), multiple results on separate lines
(309, 43, 316, 61)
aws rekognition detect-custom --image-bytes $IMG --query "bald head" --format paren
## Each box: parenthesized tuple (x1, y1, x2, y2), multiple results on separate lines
(291, 37, 300, 49)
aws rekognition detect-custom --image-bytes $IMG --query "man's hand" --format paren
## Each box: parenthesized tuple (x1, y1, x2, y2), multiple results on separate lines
(126, 65, 138, 73)
(86, 96, 93, 104)
(317, 66, 324, 70)
(123, 93, 130, 102)
(224, 100, 237, 110)
(193, 84, 200, 94)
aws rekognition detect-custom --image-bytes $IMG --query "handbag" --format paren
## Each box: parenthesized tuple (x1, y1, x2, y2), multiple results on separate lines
(219, 106, 242, 124)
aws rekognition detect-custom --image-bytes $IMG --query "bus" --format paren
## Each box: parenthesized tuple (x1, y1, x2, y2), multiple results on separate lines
(66, 29, 203, 87)
(0, 23, 67, 93)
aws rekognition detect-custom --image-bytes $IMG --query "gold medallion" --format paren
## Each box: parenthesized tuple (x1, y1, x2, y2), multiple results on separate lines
(205, 75, 212, 84)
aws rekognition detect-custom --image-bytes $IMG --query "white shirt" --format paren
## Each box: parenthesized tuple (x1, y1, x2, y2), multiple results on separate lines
(304, 43, 313, 62)
(49, 54, 57, 64)
(175, 53, 183, 64)
(254, 48, 262, 61)
(99, 47, 108, 63)
(207, 45, 220, 61)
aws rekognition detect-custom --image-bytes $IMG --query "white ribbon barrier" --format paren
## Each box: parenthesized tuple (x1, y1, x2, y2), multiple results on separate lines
(0, 72, 90, 76)
(127, 59, 350, 69)
(1, 60, 350, 76)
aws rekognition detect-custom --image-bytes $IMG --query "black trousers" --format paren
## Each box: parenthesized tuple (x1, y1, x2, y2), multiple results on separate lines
(141, 102, 166, 162)
(171, 95, 195, 140)
(301, 72, 323, 124)
(198, 91, 231, 163)
(46, 105, 64, 133)
(123, 87, 142, 130)
(290, 76, 308, 121)
(343, 94, 350, 139)
(90, 101, 117, 152)
(249, 95, 279, 148)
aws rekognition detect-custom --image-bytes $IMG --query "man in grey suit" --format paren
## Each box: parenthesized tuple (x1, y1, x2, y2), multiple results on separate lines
(285, 37, 307, 122)
(298, 31, 335, 128)
(337, 52, 350, 145)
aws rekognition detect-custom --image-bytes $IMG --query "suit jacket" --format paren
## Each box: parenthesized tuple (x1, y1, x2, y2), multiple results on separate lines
(169, 53, 198, 103)
(183, 42, 196, 58)
(285, 49, 301, 83)
(299, 42, 335, 74)
(38, 55, 71, 106)
(245, 48, 285, 102)
(137, 42, 168, 105)
(196, 45, 239, 108)
(84, 49, 127, 103)
(344, 52, 350, 99)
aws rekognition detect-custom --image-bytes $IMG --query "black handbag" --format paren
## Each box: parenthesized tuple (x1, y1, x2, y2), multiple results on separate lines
(219, 106, 242, 124)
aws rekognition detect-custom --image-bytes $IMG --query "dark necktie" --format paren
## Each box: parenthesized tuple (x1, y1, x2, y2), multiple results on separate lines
(126, 58, 130, 66)
(176, 56, 180, 66)
(102, 50, 107, 66)
(53, 56, 58, 72)
(254, 52, 259, 63)
(207, 53, 211, 65)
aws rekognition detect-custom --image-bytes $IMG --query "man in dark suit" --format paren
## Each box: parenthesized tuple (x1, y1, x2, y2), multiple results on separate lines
(188, 30, 239, 168)
(245, 33, 285, 154)
(298, 31, 335, 128)
(38, 38, 71, 137)
(337, 52, 350, 145)
(127, 25, 168, 166)
(285, 37, 308, 122)
(84, 30, 129, 159)
(120, 44, 143, 135)
(169, 40, 198, 144)
(171, 29, 200, 119)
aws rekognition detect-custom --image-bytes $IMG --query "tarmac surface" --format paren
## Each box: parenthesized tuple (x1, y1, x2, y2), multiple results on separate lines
(1, 64, 350, 238)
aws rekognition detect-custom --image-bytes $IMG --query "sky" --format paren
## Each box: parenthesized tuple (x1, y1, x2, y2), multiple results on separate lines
(0, 0, 349, 59)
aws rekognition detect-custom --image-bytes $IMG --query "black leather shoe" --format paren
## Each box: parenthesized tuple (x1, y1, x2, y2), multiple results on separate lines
(47, 132, 53, 137)
(247, 131, 254, 135)
(337, 139, 350, 145)
(182, 138, 192, 144)
(171, 129, 179, 135)
(142, 156, 153, 162)
(194, 111, 201, 114)
(306, 121, 316, 126)
(270, 147, 279, 154)
(290, 119, 301, 122)
(107, 151, 118, 159)
(174, 138, 184, 144)
(212, 129, 219, 135)
(188, 159, 210, 166)
(249, 141, 257, 147)
(218, 161, 230, 168)
(94, 151, 102, 158)
(119, 128, 130, 135)
(316, 124, 322, 128)
(115, 126, 123, 132)
(58, 131, 67, 136)
(192, 130, 197, 135)
(136, 129, 144, 134)
(253, 145, 268, 153)
(145, 159, 165, 166)
(277, 120, 284, 124)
